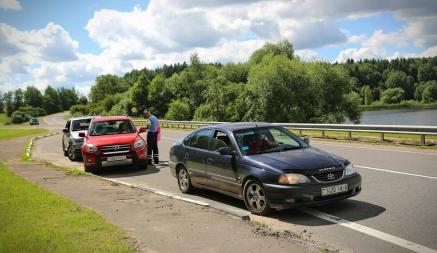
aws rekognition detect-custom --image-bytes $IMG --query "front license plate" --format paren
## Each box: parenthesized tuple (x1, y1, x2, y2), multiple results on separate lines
(321, 184, 348, 196)
(107, 155, 126, 162)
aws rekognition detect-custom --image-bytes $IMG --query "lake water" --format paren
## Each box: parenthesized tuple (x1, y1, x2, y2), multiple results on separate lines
(345, 108, 437, 126)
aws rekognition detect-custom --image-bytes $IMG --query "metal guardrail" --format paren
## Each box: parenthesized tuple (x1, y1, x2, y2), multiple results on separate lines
(132, 120, 437, 146)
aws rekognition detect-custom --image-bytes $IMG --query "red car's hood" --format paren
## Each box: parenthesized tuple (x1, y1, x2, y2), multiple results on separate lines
(86, 133, 139, 147)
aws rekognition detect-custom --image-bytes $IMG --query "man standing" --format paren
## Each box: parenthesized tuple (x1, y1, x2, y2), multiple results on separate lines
(144, 109, 159, 164)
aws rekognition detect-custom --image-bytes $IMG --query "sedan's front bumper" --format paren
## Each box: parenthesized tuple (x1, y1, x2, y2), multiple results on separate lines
(264, 173, 361, 209)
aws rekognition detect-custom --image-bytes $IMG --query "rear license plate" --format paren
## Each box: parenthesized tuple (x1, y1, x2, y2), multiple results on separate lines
(107, 155, 126, 162)
(321, 184, 348, 196)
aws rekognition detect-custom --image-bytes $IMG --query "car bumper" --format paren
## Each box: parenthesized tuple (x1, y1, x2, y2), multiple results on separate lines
(83, 150, 147, 169)
(264, 173, 361, 209)
(169, 160, 177, 177)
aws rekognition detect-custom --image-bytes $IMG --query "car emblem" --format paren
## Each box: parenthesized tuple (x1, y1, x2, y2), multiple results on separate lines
(327, 173, 335, 180)
(113, 145, 119, 150)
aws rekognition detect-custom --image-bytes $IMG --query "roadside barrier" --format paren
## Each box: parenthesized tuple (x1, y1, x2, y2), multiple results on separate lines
(132, 120, 437, 146)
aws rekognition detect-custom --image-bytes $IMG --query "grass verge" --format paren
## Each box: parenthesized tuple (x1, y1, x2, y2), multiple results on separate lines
(44, 161, 88, 176)
(0, 161, 135, 253)
(20, 138, 32, 162)
(0, 128, 48, 141)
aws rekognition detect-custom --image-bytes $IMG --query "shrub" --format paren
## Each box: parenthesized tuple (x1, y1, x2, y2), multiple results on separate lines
(11, 106, 47, 124)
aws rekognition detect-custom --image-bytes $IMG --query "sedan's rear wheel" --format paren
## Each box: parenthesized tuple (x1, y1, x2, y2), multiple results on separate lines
(177, 166, 193, 193)
(243, 179, 271, 215)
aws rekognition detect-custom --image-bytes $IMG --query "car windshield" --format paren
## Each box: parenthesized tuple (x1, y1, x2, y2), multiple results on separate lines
(71, 119, 91, 131)
(89, 120, 136, 136)
(233, 126, 307, 156)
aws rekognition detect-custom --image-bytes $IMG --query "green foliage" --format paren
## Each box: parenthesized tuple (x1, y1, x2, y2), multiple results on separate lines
(90, 74, 129, 103)
(42, 86, 62, 114)
(381, 87, 405, 104)
(24, 86, 43, 108)
(70, 104, 88, 116)
(165, 99, 191, 120)
(385, 70, 415, 100)
(249, 40, 294, 65)
(3, 91, 14, 116)
(148, 74, 172, 117)
(361, 85, 373, 105)
(10, 106, 46, 124)
(130, 73, 149, 108)
(13, 89, 24, 110)
(421, 80, 437, 103)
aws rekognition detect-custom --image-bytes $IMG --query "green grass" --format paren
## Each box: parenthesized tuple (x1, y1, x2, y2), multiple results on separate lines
(0, 162, 135, 253)
(0, 113, 10, 126)
(44, 161, 89, 176)
(0, 128, 48, 141)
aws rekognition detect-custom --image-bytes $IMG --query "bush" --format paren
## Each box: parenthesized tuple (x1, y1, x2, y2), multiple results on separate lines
(11, 106, 47, 124)
(380, 88, 405, 104)
(70, 104, 88, 116)
(165, 99, 191, 120)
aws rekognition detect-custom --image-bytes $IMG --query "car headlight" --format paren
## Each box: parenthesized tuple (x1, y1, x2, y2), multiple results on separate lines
(85, 144, 97, 153)
(345, 163, 357, 176)
(134, 139, 145, 149)
(279, 173, 311, 185)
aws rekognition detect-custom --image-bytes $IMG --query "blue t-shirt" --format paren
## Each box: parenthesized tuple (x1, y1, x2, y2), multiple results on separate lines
(148, 115, 158, 133)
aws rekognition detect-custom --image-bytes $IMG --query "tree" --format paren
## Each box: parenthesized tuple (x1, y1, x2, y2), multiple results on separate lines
(24, 86, 43, 108)
(421, 81, 437, 103)
(380, 88, 405, 104)
(13, 89, 24, 110)
(42, 86, 61, 114)
(165, 99, 191, 120)
(148, 74, 173, 117)
(0, 92, 3, 113)
(360, 85, 373, 105)
(385, 71, 415, 100)
(131, 73, 150, 109)
(249, 40, 294, 65)
(3, 91, 14, 116)
(57, 87, 79, 111)
(417, 62, 436, 83)
(90, 74, 129, 103)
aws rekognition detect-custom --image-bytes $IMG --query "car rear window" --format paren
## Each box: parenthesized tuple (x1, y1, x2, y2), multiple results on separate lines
(71, 119, 91, 131)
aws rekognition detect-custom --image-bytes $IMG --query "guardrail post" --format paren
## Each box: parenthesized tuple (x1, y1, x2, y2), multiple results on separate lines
(348, 131, 352, 139)
(299, 129, 302, 136)
(321, 130, 325, 138)
(420, 135, 426, 146)
(380, 132, 384, 142)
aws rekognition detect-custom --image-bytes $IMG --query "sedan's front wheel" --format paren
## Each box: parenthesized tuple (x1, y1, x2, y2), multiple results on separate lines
(243, 179, 271, 215)
(67, 145, 79, 161)
(177, 166, 193, 193)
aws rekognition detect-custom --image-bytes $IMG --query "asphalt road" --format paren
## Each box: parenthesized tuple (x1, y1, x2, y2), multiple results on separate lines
(35, 113, 437, 253)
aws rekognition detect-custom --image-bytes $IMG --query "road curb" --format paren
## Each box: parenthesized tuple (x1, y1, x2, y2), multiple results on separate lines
(26, 132, 60, 161)
(30, 133, 250, 221)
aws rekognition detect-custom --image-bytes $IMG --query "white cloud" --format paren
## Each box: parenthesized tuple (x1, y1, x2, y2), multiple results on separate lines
(0, 0, 21, 11)
(295, 49, 319, 61)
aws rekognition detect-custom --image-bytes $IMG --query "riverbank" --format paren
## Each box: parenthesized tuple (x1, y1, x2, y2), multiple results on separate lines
(359, 102, 437, 111)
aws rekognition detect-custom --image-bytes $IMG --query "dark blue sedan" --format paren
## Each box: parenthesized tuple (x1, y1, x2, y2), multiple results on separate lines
(169, 123, 361, 215)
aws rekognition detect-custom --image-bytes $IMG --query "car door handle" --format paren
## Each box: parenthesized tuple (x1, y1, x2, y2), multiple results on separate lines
(206, 158, 214, 164)
(184, 153, 190, 159)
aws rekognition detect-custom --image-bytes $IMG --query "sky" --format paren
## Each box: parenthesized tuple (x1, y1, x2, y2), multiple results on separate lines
(1, 0, 437, 96)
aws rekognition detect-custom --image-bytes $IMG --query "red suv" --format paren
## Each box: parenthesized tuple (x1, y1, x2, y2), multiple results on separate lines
(80, 116, 148, 173)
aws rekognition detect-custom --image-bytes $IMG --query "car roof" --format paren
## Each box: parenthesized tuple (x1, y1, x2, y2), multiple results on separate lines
(70, 116, 94, 121)
(92, 115, 130, 122)
(209, 122, 273, 131)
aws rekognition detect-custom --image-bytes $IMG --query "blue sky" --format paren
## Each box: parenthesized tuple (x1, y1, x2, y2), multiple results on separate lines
(1, 0, 436, 95)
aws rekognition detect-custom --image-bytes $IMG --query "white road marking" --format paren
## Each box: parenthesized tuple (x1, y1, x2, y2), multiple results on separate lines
(300, 207, 437, 253)
(356, 165, 437, 180)
(315, 142, 437, 156)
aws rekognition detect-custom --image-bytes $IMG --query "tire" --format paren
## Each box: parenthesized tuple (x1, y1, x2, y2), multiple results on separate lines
(62, 141, 68, 156)
(67, 144, 79, 161)
(136, 160, 148, 170)
(177, 166, 193, 193)
(243, 179, 271, 215)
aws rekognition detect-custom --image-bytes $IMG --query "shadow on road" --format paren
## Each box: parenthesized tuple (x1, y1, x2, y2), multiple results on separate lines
(270, 199, 385, 226)
(94, 164, 161, 177)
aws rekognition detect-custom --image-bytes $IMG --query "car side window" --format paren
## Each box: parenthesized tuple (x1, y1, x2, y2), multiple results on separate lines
(65, 120, 70, 130)
(188, 129, 213, 150)
(210, 130, 232, 151)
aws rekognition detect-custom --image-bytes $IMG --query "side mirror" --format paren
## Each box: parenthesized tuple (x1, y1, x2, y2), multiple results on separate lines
(78, 132, 86, 138)
(138, 127, 147, 133)
(303, 136, 310, 145)
(62, 128, 69, 133)
(218, 147, 234, 156)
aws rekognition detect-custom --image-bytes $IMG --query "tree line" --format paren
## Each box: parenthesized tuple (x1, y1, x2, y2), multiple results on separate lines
(75, 40, 436, 124)
(0, 86, 86, 123)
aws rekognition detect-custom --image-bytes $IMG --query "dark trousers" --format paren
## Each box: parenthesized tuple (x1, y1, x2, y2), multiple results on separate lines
(147, 132, 159, 163)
